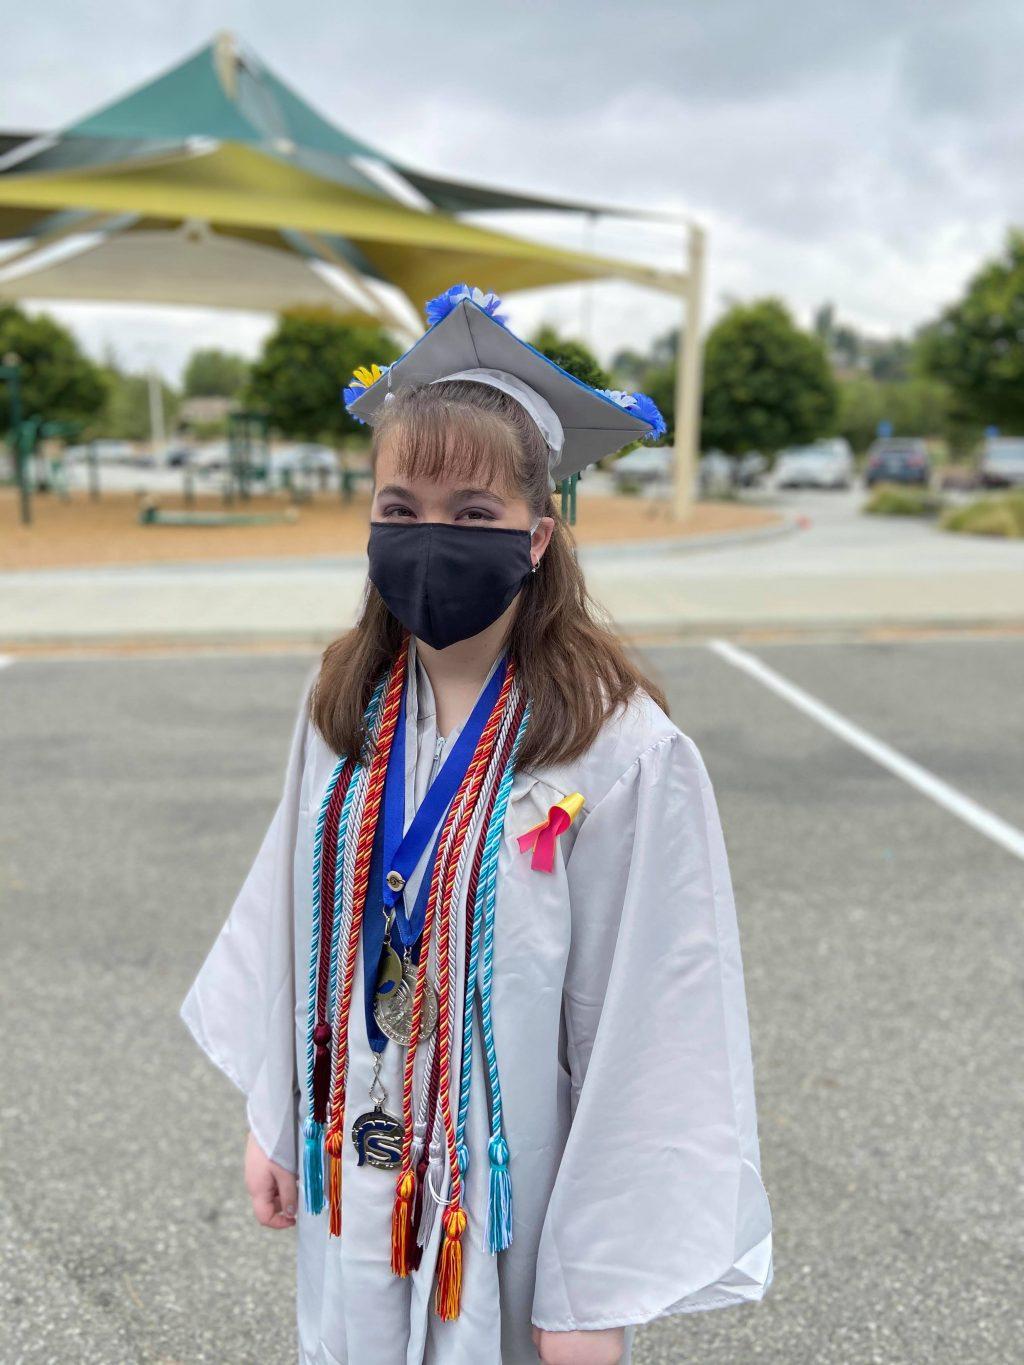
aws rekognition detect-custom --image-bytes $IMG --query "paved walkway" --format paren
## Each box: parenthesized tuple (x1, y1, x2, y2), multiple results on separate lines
(1, 492, 1023, 645)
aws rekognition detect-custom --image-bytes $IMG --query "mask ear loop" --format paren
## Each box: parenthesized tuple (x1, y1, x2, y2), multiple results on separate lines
(529, 517, 541, 573)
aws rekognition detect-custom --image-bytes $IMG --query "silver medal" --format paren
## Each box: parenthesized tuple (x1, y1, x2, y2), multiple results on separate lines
(374, 969, 438, 1046)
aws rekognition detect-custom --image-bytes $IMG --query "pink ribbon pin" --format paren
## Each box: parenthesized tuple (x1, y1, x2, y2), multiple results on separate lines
(516, 793, 586, 873)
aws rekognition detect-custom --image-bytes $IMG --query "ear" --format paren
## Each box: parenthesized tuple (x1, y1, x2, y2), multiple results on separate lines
(531, 515, 556, 565)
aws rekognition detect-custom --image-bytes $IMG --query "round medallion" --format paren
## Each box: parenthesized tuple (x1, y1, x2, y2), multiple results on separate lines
(374, 973, 438, 1046)
(385, 869, 406, 892)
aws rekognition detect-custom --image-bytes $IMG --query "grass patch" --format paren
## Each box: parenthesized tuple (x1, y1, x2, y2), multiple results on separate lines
(863, 484, 945, 518)
(941, 490, 1024, 538)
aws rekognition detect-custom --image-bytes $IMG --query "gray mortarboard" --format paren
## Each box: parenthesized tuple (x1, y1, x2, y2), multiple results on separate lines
(342, 283, 666, 489)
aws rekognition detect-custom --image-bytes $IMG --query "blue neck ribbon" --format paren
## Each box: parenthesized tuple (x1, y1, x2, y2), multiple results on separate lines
(361, 654, 508, 1053)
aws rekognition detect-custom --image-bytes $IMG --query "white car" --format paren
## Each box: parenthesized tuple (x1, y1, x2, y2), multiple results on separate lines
(64, 440, 137, 464)
(774, 440, 853, 490)
(270, 444, 338, 476)
(610, 446, 672, 489)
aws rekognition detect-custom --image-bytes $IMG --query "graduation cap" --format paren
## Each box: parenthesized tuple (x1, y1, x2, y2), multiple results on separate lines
(342, 284, 666, 515)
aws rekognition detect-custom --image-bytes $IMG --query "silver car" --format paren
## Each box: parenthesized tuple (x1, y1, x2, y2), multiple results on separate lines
(979, 436, 1024, 488)
(774, 440, 853, 490)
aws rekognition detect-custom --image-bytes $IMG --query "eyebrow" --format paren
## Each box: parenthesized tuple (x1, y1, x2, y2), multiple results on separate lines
(376, 483, 507, 505)
(451, 486, 507, 504)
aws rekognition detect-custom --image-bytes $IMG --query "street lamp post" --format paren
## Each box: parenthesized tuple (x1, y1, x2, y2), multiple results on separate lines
(0, 352, 31, 526)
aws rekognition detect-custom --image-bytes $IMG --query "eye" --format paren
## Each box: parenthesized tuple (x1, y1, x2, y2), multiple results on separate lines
(456, 507, 498, 522)
(380, 504, 416, 519)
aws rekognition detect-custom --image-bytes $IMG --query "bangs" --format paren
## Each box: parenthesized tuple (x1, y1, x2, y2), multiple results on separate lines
(372, 386, 523, 496)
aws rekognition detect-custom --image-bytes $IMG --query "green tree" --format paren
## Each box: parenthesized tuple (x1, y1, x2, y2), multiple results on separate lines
(96, 368, 180, 441)
(529, 325, 610, 388)
(183, 348, 248, 398)
(701, 299, 838, 454)
(246, 309, 399, 442)
(917, 228, 1024, 431)
(608, 327, 679, 444)
(0, 305, 107, 432)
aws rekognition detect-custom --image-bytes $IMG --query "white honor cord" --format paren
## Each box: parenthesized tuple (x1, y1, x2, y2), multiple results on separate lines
(420, 686, 522, 1210)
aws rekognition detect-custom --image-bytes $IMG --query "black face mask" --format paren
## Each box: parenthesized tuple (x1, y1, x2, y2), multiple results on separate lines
(367, 520, 535, 651)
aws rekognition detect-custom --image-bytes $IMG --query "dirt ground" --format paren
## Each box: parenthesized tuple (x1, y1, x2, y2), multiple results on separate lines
(0, 486, 781, 571)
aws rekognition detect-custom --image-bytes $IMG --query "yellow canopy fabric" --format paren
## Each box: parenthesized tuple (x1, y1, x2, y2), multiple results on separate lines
(0, 142, 684, 308)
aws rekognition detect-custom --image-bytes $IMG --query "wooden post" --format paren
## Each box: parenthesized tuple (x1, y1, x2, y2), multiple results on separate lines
(672, 223, 706, 522)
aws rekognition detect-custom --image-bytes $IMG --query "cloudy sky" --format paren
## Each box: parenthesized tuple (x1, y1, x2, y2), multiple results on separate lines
(2, 0, 1021, 381)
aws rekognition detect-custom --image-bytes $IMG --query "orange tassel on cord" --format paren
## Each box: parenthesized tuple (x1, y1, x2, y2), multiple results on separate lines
(326, 1127, 344, 1236)
(391, 1167, 416, 1275)
(434, 1205, 468, 1321)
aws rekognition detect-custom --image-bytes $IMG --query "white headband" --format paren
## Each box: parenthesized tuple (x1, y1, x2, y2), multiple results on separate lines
(427, 367, 564, 475)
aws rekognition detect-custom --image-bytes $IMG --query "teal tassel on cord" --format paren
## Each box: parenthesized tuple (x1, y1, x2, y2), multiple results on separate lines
(486, 1135, 513, 1252)
(303, 1118, 325, 1214)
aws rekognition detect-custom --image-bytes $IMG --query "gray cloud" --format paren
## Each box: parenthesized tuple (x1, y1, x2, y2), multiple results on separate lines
(2, 0, 1023, 377)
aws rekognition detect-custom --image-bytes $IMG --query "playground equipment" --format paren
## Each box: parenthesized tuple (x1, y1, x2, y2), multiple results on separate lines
(225, 409, 269, 503)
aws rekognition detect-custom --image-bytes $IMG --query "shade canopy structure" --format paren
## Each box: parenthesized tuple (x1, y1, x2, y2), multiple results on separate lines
(0, 31, 705, 516)
(0, 33, 686, 222)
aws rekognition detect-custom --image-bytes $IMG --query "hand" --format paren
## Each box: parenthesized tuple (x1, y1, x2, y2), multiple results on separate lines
(244, 1130, 298, 1229)
(532, 1325, 625, 1365)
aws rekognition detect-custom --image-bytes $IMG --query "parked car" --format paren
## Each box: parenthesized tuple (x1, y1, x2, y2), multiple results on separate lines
(864, 437, 930, 487)
(979, 435, 1024, 488)
(188, 441, 231, 471)
(270, 443, 339, 476)
(610, 446, 672, 490)
(774, 441, 853, 489)
(65, 440, 137, 464)
(736, 451, 767, 487)
(698, 450, 734, 495)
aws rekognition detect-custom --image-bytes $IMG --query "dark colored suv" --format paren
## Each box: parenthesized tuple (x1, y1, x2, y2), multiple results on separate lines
(864, 438, 930, 487)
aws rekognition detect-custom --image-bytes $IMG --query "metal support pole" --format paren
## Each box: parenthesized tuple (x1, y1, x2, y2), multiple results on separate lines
(672, 223, 706, 522)
(1, 357, 30, 525)
(147, 367, 166, 451)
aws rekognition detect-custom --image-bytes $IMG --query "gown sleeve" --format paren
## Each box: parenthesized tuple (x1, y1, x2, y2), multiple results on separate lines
(178, 670, 316, 1175)
(531, 727, 773, 1332)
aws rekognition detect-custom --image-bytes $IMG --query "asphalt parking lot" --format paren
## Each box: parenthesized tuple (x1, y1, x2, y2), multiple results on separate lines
(1, 637, 1021, 1364)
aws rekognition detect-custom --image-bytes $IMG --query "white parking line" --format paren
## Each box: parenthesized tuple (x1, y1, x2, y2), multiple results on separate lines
(708, 638, 1024, 863)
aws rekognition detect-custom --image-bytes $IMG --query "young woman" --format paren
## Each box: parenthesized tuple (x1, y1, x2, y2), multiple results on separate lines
(181, 285, 772, 1365)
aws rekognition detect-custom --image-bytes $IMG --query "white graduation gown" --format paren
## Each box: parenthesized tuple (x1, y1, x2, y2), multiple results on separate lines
(180, 638, 772, 1364)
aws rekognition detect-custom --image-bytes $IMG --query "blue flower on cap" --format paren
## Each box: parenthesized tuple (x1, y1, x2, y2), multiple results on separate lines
(425, 283, 509, 329)
(598, 388, 667, 443)
(342, 362, 391, 422)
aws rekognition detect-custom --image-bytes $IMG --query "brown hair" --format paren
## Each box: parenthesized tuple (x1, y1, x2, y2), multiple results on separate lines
(310, 380, 669, 770)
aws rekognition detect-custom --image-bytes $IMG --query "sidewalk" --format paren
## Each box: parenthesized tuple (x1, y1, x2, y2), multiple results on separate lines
(2, 498, 1023, 647)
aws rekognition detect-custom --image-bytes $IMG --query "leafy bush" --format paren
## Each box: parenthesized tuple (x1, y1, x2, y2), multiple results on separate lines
(941, 491, 1024, 538)
(863, 484, 945, 517)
